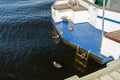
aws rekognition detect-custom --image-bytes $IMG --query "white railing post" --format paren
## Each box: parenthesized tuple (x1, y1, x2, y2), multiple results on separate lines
(100, 0, 106, 52)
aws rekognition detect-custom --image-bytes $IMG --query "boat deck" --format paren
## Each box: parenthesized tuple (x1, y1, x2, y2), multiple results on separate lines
(54, 21, 113, 64)
(65, 59, 120, 80)
(53, 3, 70, 10)
(53, 3, 87, 11)
(105, 30, 120, 43)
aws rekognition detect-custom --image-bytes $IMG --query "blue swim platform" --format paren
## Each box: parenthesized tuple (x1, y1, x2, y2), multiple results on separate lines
(52, 21, 113, 64)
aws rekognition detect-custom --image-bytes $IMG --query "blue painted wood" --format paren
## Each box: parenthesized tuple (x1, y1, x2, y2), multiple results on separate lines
(54, 21, 113, 64)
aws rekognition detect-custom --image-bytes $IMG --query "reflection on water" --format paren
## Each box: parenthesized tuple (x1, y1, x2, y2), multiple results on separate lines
(0, 0, 105, 80)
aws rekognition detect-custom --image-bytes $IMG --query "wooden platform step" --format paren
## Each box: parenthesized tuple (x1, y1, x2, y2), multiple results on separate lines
(105, 30, 120, 43)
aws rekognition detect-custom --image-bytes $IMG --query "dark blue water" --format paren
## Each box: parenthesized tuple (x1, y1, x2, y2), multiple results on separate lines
(0, 0, 105, 80)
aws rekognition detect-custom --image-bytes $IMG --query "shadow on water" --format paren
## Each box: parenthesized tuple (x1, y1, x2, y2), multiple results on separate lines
(0, 0, 106, 80)
(0, 41, 106, 80)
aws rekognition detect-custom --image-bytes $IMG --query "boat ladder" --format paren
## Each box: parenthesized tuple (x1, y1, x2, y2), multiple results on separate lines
(74, 46, 90, 72)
